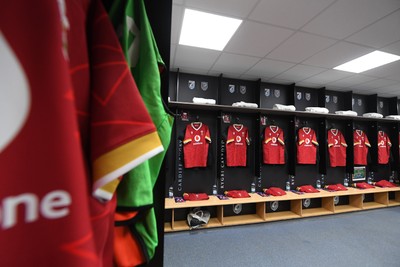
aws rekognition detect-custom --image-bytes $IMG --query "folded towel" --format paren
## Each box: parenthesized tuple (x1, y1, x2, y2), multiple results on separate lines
(232, 101, 258, 108)
(192, 97, 216, 105)
(386, 115, 400, 120)
(335, 110, 358, 116)
(273, 104, 296, 111)
(362, 112, 383, 118)
(305, 107, 329, 114)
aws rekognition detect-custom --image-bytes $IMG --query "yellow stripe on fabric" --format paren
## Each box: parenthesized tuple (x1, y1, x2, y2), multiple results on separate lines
(93, 131, 162, 186)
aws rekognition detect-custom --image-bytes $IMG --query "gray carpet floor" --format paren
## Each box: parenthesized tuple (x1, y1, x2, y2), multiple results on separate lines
(164, 207, 400, 267)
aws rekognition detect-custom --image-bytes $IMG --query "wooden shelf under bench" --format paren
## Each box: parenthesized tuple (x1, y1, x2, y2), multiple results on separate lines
(164, 187, 400, 232)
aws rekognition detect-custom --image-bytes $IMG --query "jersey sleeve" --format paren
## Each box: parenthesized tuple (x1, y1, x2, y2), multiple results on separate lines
(278, 129, 285, 145)
(226, 126, 234, 144)
(183, 125, 192, 145)
(340, 132, 348, 147)
(205, 125, 211, 143)
(312, 130, 319, 146)
(364, 133, 371, 147)
(89, 1, 163, 201)
(245, 127, 250, 145)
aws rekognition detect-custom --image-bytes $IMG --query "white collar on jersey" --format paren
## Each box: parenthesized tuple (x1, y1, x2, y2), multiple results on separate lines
(302, 127, 311, 134)
(191, 122, 202, 131)
(270, 125, 279, 133)
(330, 129, 338, 136)
(355, 129, 363, 136)
(233, 124, 243, 132)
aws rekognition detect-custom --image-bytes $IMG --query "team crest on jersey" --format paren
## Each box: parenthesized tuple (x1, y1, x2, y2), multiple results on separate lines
(333, 96, 338, 103)
(240, 85, 246, 94)
(357, 99, 362, 106)
(379, 101, 383, 109)
(325, 95, 330, 103)
(274, 89, 280, 98)
(264, 88, 270, 97)
(228, 84, 235, 93)
(305, 93, 311, 101)
(188, 80, 196, 90)
(201, 81, 208, 91)
(296, 91, 302, 100)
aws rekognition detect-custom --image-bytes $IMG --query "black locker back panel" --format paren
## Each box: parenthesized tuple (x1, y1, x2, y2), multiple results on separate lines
(219, 78, 257, 105)
(218, 113, 255, 193)
(325, 90, 345, 113)
(294, 86, 319, 112)
(259, 115, 291, 189)
(174, 109, 217, 196)
(377, 97, 390, 116)
(352, 94, 368, 115)
(177, 72, 219, 103)
(169, 71, 177, 101)
(294, 117, 321, 187)
(259, 82, 292, 108)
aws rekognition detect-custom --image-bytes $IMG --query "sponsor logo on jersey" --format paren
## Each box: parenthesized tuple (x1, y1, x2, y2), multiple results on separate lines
(1, 190, 72, 230)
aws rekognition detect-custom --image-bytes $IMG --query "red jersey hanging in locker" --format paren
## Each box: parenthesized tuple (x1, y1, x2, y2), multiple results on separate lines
(183, 122, 211, 168)
(353, 129, 370, 165)
(263, 125, 285, 164)
(377, 130, 391, 164)
(297, 127, 319, 164)
(226, 124, 250, 167)
(327, 129, 347, 167)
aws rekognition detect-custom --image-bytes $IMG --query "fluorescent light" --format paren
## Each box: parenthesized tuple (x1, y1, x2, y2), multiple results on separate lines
(333, 50, 400, 73)
(179, 9, 242, 51)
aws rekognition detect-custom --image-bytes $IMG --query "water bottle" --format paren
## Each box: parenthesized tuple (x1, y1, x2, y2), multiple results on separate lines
(285, 181, 291, 191)
(168, 186, 174, 198)
(250, 182, 256, 193)
(212, 184, 218, 195)
(316, 179, 321, 189)
(344, 176, 349, 187)
(367, 172, 373, 185)
(389, 171, 395, 183)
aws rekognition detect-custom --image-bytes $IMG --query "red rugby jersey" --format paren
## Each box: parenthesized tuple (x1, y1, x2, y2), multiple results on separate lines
(183, 122, 211, 168)
(297, 127, 319, 164)
(377, 130, 391, 164)
(327, 129, 347, 167)
(263, 125, 285, 164)
(226, 124, 250, 167)
(353, 129, 370, 165)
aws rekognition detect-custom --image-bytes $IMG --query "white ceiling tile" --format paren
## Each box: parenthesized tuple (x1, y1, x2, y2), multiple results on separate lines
(225, 22, 294, 57)
(327, 74, 376, 88)
(301, 69, 353, 84)
(249, 0, 335, 30)
(295, 81, 323, 88)
(170, 44, 177, 67)
(173, 0, 184, 4)
(245, 59, 295, 79)
(382, 41, 400, 55)
(177, 67, 210, 76)
(171, 5, 184, 45)
(302, 0, 400, 39)
(174, 45, 221, 70)
(380, 83, 400, 92)
(353, 78, 399, 90)
(184, 0, 258, 18)
(362, 60, 400, 78)
(267, 32, 337, 63)
(346, 10, 400, 48)
(211, 53, 260, 75)
(303, 42, 373, 68)
(275, 64, 327, 81)
(267, 78, 294, 85)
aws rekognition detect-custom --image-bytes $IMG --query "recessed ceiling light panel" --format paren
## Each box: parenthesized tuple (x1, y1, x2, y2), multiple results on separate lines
(179, 9, 242, 51)
(333, 50, 400, 73)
